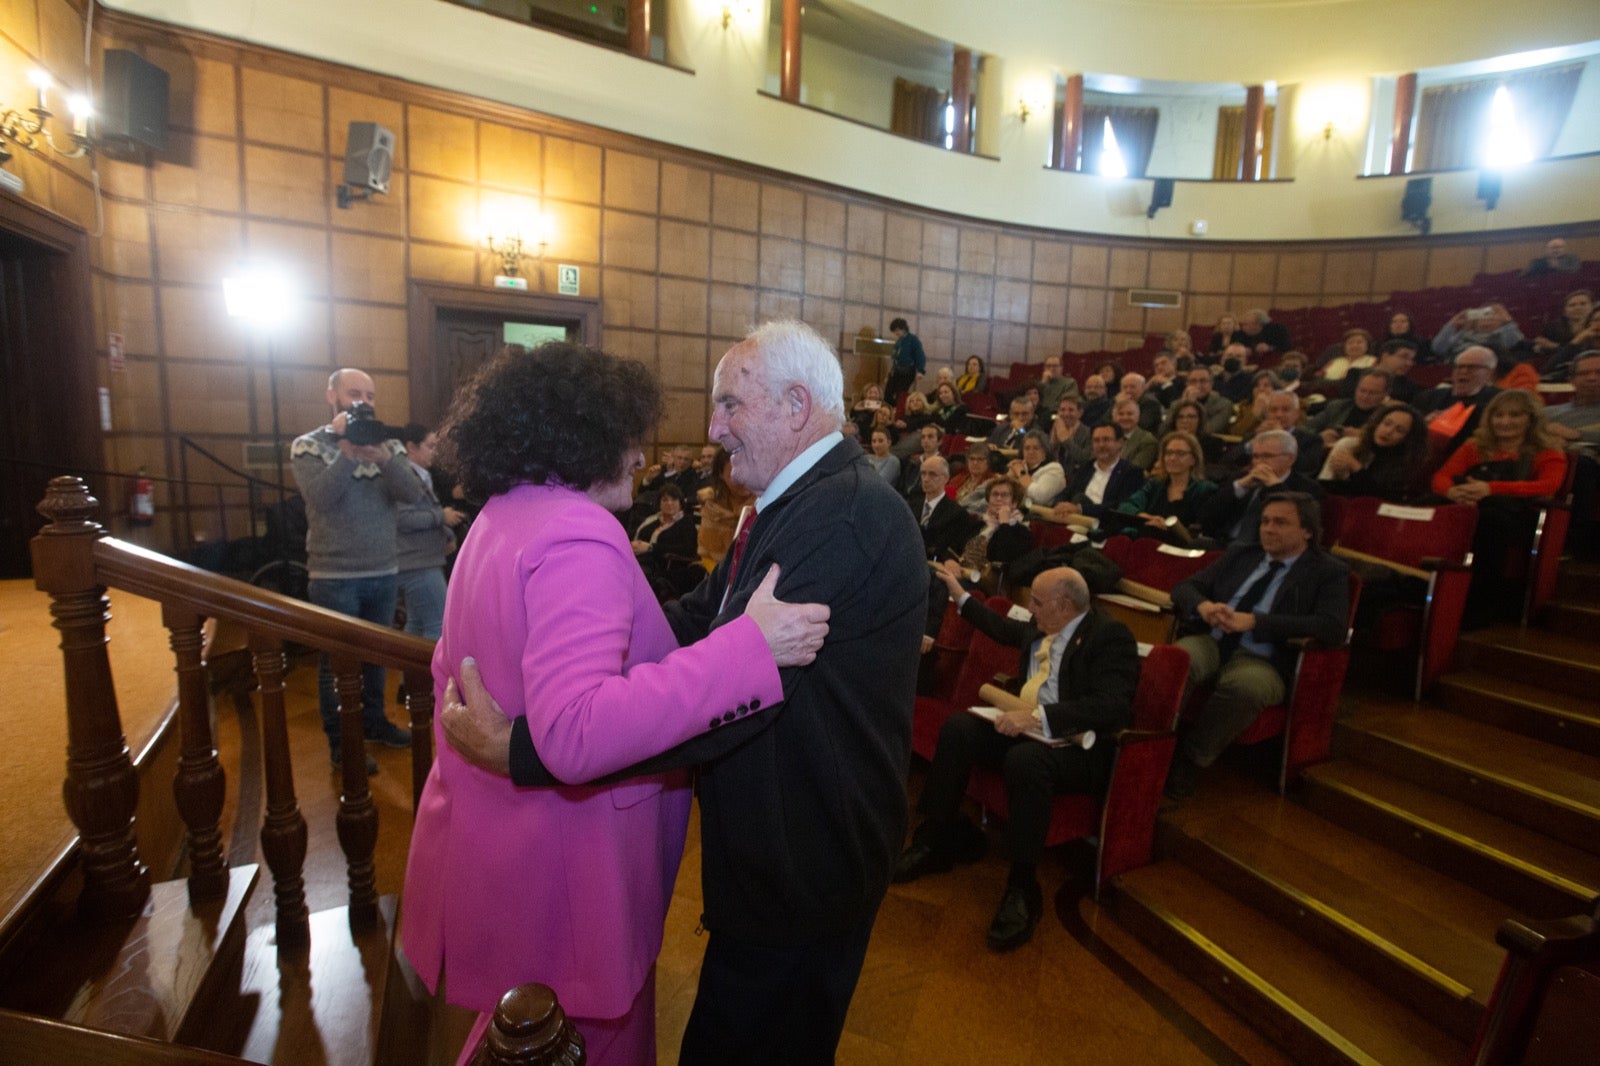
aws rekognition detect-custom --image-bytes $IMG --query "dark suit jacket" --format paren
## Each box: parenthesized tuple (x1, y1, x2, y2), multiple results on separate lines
(909, 491, 974, 560)
(1196, 470, 1324, 547)
(986, 422, 1032, 451)
(1057, 458, 1145, 517)
(958, 597, 1141, 787)
(1171, 545, 1350, 682)
(1416, 385, 1499, 455)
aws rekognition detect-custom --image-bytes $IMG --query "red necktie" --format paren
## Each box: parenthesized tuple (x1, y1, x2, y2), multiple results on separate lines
(726, 505, 755, 587)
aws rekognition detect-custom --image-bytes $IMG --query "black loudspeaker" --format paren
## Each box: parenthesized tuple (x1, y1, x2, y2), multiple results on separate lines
(343, 121, 395, 195)
(1401, 177, 1432, 234)
(100, 50, 168, 152)
(1477, 170, 1502, 212)
(1146, 177, 1174, 219)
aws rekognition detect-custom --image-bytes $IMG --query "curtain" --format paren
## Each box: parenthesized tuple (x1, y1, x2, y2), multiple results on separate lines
(891, 78, 948, 146)
(1080, 105, 1160, 177)
(1413, 63, 1582, 171)
(1211, 105, 1276, 179)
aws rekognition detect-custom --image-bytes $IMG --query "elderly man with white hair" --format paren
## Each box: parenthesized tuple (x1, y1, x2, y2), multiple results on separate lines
(1118, 371, 1163, 431)
(1196, 427, 1325, 548)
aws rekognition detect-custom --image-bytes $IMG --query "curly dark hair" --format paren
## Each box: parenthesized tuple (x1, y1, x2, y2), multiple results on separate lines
(440, 342, 663, 499)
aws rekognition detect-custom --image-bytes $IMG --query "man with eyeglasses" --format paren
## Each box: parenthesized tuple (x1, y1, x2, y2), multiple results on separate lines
(1416, 346, 1500, 455)
(1195, 428, 1324, 549)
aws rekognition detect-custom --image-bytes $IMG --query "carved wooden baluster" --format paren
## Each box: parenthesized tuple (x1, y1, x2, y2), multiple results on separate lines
(164, 603, 228, 902)
(249, 630, 310, 948)
(331, 654, 379, 929)
(31, 476, 150, 920)
(403, 667, 434, 810)
(473, 984, 585, 1066)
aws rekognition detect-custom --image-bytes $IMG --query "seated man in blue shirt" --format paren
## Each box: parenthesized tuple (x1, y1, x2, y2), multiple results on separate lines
(1164, 492, 1349, 801)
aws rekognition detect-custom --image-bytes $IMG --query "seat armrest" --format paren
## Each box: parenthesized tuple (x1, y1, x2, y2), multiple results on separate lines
(1113, 578, 1172, 609)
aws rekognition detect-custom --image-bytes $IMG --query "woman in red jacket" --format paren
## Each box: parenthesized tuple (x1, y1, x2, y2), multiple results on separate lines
(1431, 389, 1567, 625)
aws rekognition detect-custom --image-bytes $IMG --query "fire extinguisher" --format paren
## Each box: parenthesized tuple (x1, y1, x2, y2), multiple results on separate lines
(130, 468, 155, 526)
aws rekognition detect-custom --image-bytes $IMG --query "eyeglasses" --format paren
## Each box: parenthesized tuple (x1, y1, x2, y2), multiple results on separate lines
(1458, 363, 1494, 372)
(1251, 451, 1288, 459)
(1162, 449, 1195, 458)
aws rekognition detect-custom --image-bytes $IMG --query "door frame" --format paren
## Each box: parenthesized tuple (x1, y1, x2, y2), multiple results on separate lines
(406, 280, 602, 427)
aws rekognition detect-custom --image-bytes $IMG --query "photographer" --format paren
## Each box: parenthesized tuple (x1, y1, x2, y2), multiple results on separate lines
(291, 368, 431, 772)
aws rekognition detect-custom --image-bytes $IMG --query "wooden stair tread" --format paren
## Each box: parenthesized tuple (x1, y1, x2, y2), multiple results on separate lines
(1344, 705, 1600, 812)
(1116, 862, 1465, 1065)
(1176, 807, 1506, 1003)
(1458, 627, 1600, 668)
(1303, 761, 1600, 905)
(1438, 671, 1600, 727)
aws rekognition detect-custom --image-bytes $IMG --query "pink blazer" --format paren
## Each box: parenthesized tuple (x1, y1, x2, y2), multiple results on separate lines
(401, 483, 782, 1019)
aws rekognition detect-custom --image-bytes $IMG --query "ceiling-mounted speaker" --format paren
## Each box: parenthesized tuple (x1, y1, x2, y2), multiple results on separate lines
(1147, 177, 1175, 219)
(1401, 177, 1432, 235)
(99, 50, 169, 152)
(343, 121, 394, 195)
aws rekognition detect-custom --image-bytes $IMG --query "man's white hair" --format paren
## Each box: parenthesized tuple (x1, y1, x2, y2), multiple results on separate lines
(745, 319, 846, 424)
(1253, 427, 1297, 457)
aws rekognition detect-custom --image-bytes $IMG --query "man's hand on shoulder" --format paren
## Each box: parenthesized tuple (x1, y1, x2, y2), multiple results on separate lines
(440, 657, 512, 776)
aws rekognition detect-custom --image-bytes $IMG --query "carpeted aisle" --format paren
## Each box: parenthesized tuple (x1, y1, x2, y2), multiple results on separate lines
(0, 579, 177, 927)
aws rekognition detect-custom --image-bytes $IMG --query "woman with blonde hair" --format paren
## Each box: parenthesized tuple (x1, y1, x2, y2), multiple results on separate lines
(1114, 431, 1215, 538)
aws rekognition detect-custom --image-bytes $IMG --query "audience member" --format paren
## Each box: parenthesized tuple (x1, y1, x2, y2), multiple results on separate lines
(1050, 397, 1093, 475)
(909, 456, 973, 561)
(953, 478, 1033, 575)
(637, 444, 697, 508)
(1275, 351, 1310, 393)
(900, 423, 947, 495)
(1112, 398, 1159, 471)
(1093, 360, 1124, 395)
(1319, 328, 1377, 382)
(1545, 350, 1600, 557)
(949, 443, 1000, 513)
(988, 398, 1036, 452)
(1115, 431, 1216, 539)
(1239, 309, 1292, 357)
(892, 390, 936, 456)
(396, 422, 461, 642)
(866, 428, 902, 486)
(631, 482, 701, 602)
(1531, 290, 1594, 361)
(1149, 352, 1185, 407)
(1080, 374, 1112, 428)
(850, 383, 886, 437)
(896, 565, 1139, 951)
(1319, 404, 1428, 501)
(1038, 355, 1082, 410)
(957, 354, 988, 395)
(1215, 345, 1256, 403)
(1197, 429, 1324, 548)
(1309, 369, 1392, 447)
(1008, 430, 1067, 507)
(691, 442, 721, 496)
(696, 445, 755, 569)
(885, 316, 926, 404)
(1416, 347, 1500, 456)
(1208, 313, 1243, 355)
(1379, 310, 1433, 365)
(1119, 372, 1164, 431)
(1163, 399, 1226, 465)
(1184, 366, 1234, 434)
(1523, 237, 1582, 276)
(1165, 330, 1195, 360)
(1351, 340, 1421, 405)
(1164, 493, 1349, 800)
(924, 366, 957, 403)
(1433, 303, 1524, 363)
(1257, 391, 1324, 476)
(930, 382, 970, 434)
(1543, 308, 1600, 381)
(292, 367, 429, 770)
(1432, 389, 1568, 625)
(1044, 423, 1144, 520)
(1228, 371, 1280, 439)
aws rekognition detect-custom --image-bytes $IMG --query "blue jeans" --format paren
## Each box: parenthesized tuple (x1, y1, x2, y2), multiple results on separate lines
(397, 566, 447, 641)
(307, 575, 398, 750)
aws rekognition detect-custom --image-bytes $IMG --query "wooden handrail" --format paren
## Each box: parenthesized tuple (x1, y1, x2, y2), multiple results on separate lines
(0, 1009, 250, 1064)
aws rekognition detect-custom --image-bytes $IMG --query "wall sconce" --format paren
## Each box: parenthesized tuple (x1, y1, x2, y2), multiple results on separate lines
(1321, 121, 1335, 141)
(0, 70, 96, 166)
(481, 210, 550, 290)
(721, 1, 754, 28)
(1016, 98, 1032, 124)
(1015, 80, 1050, 127)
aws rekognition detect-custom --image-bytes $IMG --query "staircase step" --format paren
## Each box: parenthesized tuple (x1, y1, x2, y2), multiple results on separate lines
(57, 865, 259, 1043)
(1551, 561, 1600, 601)
(1112, 862, 1466, 1065)
(1436, 671, 1600, 759)
(1454, 628, 1600, 700)
(1162, 804, 1504, 1041)
(1302, 761, 1600, 918)
(1335, 706, 1600, 858)
(1543, 600, 1600, 631)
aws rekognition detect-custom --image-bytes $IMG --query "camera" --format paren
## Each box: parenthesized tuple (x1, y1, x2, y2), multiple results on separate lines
(339, 401, 399, 447)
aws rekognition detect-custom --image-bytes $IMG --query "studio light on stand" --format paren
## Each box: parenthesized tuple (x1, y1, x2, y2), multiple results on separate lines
(224, 266, 299, 592)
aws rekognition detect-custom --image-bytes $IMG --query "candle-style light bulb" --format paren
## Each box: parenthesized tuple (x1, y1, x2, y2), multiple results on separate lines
(27, 69, 52, 112)
(67, 94, 92, 137)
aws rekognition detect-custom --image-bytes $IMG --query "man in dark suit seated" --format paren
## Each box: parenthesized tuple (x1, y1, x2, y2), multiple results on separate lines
(1309, 370, 1391, 448)
(1196, 429, 1324, 548)
(895, 564, 1140, 951)
(907, 456, 974, 561)
(987, 398, 1037, 453)
(1039, 423, 1145, 521)
(1164, 492, 1349, 801)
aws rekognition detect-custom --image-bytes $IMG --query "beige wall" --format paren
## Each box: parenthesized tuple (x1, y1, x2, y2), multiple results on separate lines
(99, 0, 1600, 240)
(2, 1, 1598, 547)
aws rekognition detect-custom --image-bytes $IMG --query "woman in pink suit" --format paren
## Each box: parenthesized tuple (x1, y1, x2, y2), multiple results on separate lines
(401, 343, 828, 1064)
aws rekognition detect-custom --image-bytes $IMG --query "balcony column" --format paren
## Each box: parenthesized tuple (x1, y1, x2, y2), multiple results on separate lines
(1240, 84, 1265, 181)
(1389, 72, 1418, 175)
(626, 0, 650, 59)
(951, 48, 972, 153)
(1059, 73, 1083, 171)
(780, 0, 802, 104)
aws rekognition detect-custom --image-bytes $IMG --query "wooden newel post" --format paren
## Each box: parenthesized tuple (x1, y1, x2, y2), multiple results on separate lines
(473, 984, 585, 1065)
(32, 476, 151, 920)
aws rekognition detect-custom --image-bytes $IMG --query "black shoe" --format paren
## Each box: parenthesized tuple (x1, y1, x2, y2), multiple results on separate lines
(948, 816, 988, 864)
(892, 842, 954, 884)
(364, 720, 413, 749)
(330, 747, 379, 775)
(986, 881, 1043, 952)
(1163, 755, 1200, 802)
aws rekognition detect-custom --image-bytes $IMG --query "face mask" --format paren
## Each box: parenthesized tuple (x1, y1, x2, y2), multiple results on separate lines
(1222, 358, 1241, 374)
(1279, 368, 1300, 383)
